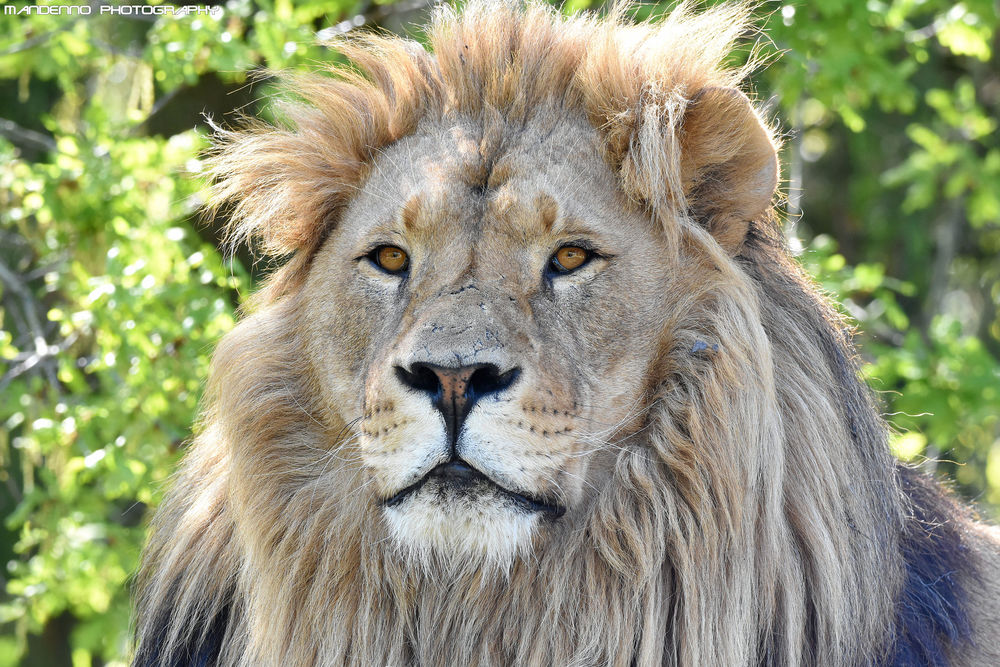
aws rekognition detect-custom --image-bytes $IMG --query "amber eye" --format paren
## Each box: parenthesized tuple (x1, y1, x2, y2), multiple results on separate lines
(549, 246, 590, 274)
(372, 245, 409, 273)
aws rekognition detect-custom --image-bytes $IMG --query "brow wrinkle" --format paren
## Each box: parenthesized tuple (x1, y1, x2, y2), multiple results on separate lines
(534, 192, 559, 233)
(400, 192, 425, 232)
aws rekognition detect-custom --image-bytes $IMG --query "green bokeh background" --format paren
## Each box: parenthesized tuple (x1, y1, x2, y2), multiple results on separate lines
(1, 0, 998, 664)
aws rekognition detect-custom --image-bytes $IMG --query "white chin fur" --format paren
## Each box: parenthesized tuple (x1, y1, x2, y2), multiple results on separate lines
(383, 485, 539, 573)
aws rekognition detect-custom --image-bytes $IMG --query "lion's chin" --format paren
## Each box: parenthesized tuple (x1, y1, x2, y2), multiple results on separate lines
(382, 481, 541, 572)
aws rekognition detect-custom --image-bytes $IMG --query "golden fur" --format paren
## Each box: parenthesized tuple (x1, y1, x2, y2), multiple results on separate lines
(133, 2, 1000, 665)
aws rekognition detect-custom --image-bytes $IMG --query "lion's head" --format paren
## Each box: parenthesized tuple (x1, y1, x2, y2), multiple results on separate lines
(134, 3, 987, 666)
(299, 102, 748, 566)
(213, 0, 780, 569)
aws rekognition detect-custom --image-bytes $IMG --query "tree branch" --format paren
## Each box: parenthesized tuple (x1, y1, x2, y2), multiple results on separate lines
(0, 258, 61, 391)
(0, 21, 78, 57)
(0, 117, 56, 153)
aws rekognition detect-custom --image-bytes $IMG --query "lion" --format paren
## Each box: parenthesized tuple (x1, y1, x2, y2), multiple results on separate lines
(132, 2, 1000, 665)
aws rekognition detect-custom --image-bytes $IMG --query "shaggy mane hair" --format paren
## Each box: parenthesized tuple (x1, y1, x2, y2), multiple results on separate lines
(134, 2, 979, 665)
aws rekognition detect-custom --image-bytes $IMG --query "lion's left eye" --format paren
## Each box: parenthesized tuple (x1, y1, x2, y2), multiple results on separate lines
(368, 245, 409, 274)
(549, 246, 591, 274)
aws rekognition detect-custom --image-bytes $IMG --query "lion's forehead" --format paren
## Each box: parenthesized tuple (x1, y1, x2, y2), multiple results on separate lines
(352, 110, 622, 237)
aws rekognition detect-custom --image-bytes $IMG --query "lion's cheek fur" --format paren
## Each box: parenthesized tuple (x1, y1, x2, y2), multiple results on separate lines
(297, 249, 394, 420)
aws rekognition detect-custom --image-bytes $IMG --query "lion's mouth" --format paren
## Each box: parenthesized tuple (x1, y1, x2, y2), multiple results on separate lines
(382, 459, 565, 516)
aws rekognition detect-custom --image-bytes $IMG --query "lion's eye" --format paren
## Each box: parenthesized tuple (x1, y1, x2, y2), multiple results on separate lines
(370, 245, 409, 274)
(549, 246, 590, 274)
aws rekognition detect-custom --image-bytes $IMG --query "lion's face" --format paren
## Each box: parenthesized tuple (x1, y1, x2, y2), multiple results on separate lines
(301, 110, 672, 563)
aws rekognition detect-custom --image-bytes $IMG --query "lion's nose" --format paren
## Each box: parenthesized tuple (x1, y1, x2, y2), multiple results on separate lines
(394, 362, 519, 447)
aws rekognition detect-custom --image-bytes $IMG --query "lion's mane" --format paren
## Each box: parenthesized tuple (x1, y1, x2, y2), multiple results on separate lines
(133, 2, 995, 665)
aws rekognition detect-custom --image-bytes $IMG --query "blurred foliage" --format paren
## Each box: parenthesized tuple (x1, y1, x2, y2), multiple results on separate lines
(0, 0, 997, 664)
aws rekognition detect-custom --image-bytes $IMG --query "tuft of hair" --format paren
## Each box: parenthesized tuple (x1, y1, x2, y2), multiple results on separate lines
(134, 2, 987, 666)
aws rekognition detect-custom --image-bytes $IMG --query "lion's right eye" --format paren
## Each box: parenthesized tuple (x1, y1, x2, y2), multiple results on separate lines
(548, 245, 591, 274)
(368, 245, 409, 274)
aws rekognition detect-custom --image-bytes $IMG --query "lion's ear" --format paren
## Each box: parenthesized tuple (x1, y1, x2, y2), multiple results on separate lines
(678, 87, 778, 252)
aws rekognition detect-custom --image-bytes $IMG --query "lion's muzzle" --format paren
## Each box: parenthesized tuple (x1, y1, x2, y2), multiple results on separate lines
(394, 362, 521, 451)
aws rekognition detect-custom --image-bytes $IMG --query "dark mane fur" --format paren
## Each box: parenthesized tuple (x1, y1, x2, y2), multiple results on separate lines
(890, 466, 975, 666)
(740, 222, 975, 666)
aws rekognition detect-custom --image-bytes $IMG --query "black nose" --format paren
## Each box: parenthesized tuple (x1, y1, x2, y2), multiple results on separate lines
(394, 362, 519, 447)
